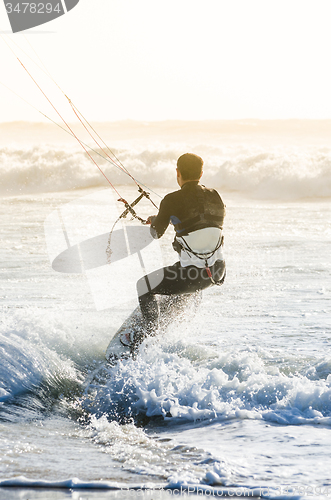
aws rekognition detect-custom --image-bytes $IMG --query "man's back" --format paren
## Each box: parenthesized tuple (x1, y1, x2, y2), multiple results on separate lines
(151, 180, 225, 238)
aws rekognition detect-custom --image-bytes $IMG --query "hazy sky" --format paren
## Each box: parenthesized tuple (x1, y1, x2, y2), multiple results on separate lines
(1, 0, 331, 122)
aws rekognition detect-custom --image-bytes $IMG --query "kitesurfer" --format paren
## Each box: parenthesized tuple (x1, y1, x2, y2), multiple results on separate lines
(125, 153, 226, 348)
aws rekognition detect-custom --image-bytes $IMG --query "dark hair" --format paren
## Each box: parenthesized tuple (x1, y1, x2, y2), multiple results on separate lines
(177, 153, 203, 181)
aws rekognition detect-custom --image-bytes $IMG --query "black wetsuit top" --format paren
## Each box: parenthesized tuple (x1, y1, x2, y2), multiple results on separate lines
(151, 181, 225, 238)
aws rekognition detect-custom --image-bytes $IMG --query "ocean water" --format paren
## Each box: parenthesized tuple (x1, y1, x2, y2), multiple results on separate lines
(0, 121, 331, 499)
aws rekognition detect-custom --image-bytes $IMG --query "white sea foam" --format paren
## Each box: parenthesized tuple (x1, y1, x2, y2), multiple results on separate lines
(3, 306, 330, 426)
(0, 476, 289, 500)
(83, 332, 331, 427)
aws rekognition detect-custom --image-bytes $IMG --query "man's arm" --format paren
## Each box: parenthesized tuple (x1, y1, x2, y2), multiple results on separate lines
(148, 197, 171, 239)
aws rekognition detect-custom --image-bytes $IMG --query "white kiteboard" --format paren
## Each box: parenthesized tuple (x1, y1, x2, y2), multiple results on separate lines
(105, 306, 144, 364)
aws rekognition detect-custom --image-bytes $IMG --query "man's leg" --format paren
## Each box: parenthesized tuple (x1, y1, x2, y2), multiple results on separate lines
(136, 260, 225, 333)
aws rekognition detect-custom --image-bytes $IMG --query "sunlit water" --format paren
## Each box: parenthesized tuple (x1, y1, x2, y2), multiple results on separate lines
(1, 124, 331, 499)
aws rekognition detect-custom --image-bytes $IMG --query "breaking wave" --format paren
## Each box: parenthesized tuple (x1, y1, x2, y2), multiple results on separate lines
(1, 142, 331, 200)
(83, 333, 331, 427)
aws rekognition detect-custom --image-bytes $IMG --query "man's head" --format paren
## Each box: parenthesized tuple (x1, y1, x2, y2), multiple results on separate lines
(176, 153, 203, 186)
